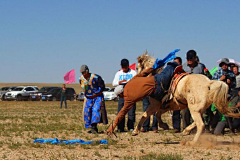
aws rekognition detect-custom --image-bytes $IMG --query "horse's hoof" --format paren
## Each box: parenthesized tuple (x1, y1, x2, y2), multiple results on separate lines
(180, 140, 187, 145)
(186, 141, 195, 146)
(132, 131, 139, 136)
(181, 140, 194, 146)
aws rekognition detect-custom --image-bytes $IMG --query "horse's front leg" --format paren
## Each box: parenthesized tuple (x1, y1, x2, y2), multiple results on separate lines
(183, 111, 205, 146)
(132, 110, 157, 136)
(132, 97, 161, 136)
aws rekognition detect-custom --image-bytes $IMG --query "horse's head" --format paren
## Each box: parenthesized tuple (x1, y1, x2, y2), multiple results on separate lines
(136, 53, 146, 74)
(137, 51, 156, 74)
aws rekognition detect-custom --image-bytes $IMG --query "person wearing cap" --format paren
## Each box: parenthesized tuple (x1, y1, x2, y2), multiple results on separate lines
(79, 65, 108, 134)
(112, 59, 137, 132)
(212, 58, 236, 89)
(181, 50, 205, 131)
(212, 58, 236, 135)
(182, 50, 204, 74)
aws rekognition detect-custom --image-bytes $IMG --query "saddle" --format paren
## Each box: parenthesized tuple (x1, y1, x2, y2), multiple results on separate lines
(170, 72, 189, 94)
(161, 65, 188, 108)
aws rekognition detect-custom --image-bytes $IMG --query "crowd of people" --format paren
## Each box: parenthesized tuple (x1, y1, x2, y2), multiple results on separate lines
(78, 49, 240, 135)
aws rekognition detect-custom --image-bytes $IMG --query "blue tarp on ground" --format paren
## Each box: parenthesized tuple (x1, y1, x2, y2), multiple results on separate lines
(34, 138, 108, 145)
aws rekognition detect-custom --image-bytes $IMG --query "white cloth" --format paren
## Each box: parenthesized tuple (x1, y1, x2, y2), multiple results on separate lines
(114, 85, 124, 95)
(112, 69, 136, 95)
(112, 69, 137, 87)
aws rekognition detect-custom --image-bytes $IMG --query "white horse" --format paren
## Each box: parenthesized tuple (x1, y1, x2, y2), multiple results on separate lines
(132, 53, 240, 145)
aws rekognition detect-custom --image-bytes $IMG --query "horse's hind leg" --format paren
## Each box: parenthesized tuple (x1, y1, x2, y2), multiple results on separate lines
(132, 97, 161, 136)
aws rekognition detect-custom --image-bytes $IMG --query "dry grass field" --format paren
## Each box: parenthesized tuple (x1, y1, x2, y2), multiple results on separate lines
(1, 83, 240, 159)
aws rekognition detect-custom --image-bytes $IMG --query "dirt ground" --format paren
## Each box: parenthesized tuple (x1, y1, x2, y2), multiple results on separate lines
(0, 101, 240, 160)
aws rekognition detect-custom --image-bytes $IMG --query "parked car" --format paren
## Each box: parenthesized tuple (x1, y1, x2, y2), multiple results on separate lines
(29, 86, 60, 101)
(104, 87, 111, 91)
(41, 87, 76, 101)
(5, 86, 39, 101)
(76, 91, 85, 101)
(0, 86, 17, 101)
(103, 87, 118, 101)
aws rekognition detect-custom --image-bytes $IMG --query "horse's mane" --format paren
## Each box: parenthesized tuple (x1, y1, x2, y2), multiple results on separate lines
(137, 51, 162, 75)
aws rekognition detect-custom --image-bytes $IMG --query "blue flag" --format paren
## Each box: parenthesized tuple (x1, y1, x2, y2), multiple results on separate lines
(153, 49, 180, 69)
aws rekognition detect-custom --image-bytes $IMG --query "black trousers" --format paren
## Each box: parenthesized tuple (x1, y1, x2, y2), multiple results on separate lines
(172, 110, 181, 130)
(117, 97, 136, 131)
(60, 96, 67, 108)
(142, 96, 158, 130)
(181, 108, 191, 129)
(233, 118, 240, 131)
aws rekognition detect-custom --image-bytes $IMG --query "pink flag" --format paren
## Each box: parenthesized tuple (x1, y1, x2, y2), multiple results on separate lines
(63, 69, 75, 84)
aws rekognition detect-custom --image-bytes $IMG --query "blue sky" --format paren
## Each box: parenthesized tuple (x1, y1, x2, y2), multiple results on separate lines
(1, 1, 239, 84)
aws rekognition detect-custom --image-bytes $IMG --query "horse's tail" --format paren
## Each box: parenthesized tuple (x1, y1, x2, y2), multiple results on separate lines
(209, 80, 240, 118)
(209, 80, 228, 114)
